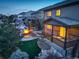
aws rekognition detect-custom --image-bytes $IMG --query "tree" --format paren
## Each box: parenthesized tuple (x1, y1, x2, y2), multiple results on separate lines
(8, 15, 17, 23)
(0, 15, 19, 59)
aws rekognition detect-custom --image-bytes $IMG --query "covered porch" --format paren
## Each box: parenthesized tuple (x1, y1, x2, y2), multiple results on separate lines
(44, 17, 79, 49)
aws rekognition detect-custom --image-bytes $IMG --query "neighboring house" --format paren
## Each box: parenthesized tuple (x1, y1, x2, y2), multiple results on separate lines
(16, 11, 34, 24)
(31, 10, 44, 29)
(32, 10, 44, 20)
(15, 11, 35, 27)
(41, 0, 79, 57)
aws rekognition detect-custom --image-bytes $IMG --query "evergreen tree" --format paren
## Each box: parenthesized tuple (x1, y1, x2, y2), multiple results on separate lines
(0, 15, 19, 59)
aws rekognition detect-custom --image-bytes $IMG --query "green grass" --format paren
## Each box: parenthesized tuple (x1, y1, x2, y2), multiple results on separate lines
(18, 39, 41, 59)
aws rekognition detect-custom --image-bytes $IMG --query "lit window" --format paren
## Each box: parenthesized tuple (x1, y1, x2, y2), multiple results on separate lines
(47, 11, 52, 16)
(44, 24, 52, 35)
(47, 24, 52, 29)
(60, 27, 66, 38)
(56, 9, 61, 16)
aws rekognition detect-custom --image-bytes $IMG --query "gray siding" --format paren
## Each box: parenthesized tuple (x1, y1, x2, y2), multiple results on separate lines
(61, 4, 79, 20)
(44, 4, 79, 21)
(52, 9, 56, 16)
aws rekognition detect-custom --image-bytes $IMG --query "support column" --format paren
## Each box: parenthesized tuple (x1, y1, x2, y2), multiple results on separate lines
(51, 25, 53, 42)
(64, 27, 68, 58)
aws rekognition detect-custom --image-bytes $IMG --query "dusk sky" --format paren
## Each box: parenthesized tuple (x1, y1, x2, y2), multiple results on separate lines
(0, 0, 64, 15)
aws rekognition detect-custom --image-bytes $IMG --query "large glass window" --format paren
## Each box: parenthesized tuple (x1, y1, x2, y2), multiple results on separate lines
(44, 24, 52, 35)
(53, 26, 60, 36)
(53, 26, 65, 38)
(53, 26, 66, 42)
(53, 26, 65, 47)
(60, 27, 66, 38)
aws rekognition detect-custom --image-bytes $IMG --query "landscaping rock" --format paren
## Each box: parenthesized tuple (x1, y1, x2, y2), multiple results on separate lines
(36, 49, 49, 59)
(8, 49, 29, 59)
(36, 47, 63, 59)
(37, 39, 51, 50)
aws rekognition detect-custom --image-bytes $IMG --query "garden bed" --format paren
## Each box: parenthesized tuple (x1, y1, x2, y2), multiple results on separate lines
(18, 39, 41, 59)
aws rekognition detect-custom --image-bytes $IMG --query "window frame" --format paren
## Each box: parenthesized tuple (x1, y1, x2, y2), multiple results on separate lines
(47, 10, 52, 16)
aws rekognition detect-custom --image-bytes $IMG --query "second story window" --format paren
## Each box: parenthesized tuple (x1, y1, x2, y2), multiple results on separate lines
(56, 9, 61, 16)
(47, 11, 52, 16)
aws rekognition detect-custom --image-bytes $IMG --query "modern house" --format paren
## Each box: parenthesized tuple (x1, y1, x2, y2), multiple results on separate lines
(41, 0, 79, 56)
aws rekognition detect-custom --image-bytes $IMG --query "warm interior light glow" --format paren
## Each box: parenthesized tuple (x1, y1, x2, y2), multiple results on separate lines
(60, 27, 65, 37)
(56, 9, 61, 16)
(23, 29, 30, 35)
(47, 11, 52, 16)
(47, 24, 52, 29)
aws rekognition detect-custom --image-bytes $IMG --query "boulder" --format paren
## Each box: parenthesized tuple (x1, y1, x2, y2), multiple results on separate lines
(9, 49, 29, 59)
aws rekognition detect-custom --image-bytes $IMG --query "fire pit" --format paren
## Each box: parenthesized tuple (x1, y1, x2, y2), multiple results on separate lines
(22, 28, 33, 38)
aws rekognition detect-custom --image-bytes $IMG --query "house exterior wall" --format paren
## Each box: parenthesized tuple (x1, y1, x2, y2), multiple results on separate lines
(44, 4, 79, 21)
(43, 1, 79, 57)
(44, 11, 52, 20)
(61, 4, 79, 20)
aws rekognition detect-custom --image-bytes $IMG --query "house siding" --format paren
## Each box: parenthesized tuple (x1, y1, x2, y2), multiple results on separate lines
(44, 4, 79, 21)
(44, 11, 53, 20)
(61, 4, 79, 20)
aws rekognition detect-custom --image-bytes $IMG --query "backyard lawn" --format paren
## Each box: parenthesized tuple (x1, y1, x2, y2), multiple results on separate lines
(18, 39, 41, 59)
